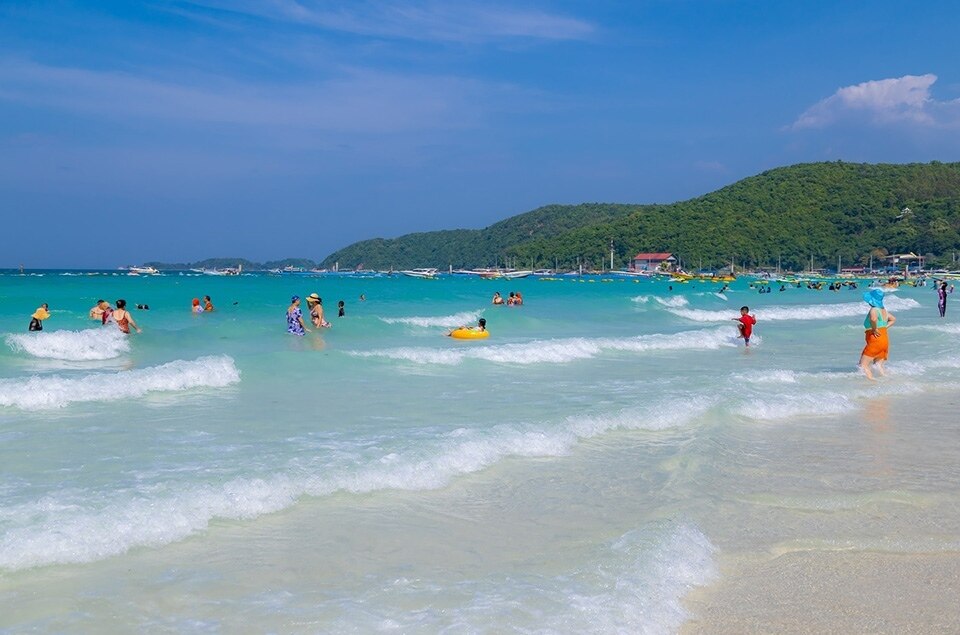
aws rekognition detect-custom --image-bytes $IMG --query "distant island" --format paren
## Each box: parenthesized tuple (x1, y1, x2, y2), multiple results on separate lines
(148, 161, 960, 272)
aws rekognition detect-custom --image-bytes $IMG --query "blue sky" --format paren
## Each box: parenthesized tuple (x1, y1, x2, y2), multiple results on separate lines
(2, 0, 959, 268)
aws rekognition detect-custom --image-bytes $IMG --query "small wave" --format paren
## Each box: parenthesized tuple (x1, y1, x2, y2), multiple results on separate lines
(669, 296, 921, 322)
(734, 369, 856, 384)
(352, 328, 736, 365)
(379, 310, 482, 328)
(632, 295, 689, 308)
(0, 397, 711, 570)
(0, 356, 240, 410)
(733, 392, 858, 420)
(5, 328, 130, 361)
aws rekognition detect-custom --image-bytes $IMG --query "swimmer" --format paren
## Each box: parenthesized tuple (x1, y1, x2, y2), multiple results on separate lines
(306, 293, 330, 328)
(732, 305, 756, 347)
(859, 289, 895, 380)
(191, 298, 204, 314)
(113, 299, 142, 334)
(937, 281, 951, 318)
(492, 292, 504, 305)
(338, 300, 345, 317)
(447, 317, 486, 336)
(29, 303, 50, 331)
(203, 295, 214, 312)
(89, 299, 108, 321)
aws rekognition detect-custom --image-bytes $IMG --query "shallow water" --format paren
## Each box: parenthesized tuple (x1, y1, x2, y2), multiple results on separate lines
(0, 272, 957, 632)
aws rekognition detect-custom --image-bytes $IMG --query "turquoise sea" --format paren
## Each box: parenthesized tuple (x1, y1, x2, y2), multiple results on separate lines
(1, 271, 958, 632)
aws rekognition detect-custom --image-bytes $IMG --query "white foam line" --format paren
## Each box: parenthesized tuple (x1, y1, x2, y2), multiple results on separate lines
(5, 328, 130, 361)
(352, 328, 737, 365)
(379, 310, 482, 328)
(0, 356, 240, 410)
(0, 397, 713, 571)
(669, 296, 921, 322)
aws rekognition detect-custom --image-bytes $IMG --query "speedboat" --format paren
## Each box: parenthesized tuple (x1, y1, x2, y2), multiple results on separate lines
(127, 266, 159, 275)
(400, 268, 440, 279)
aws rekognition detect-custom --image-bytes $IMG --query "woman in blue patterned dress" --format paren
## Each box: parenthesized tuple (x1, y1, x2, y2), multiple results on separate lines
(286, 296, 309, 335)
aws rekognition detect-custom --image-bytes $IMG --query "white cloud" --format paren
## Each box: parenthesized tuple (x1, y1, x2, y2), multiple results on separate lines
(0, 58, 518, 133)
(791, 74, 960, 130)
(180, 0, 595, 43)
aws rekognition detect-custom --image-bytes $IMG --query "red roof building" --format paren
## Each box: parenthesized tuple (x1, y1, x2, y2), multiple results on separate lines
(632, 252, 676, 271)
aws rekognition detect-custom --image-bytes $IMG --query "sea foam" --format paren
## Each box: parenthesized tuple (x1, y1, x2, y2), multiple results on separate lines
(316, 523, 716, 634)
(0, 397, 711, 570)
(5, 328, 130, 361)
(0, 356, 240, 410)
(379, 310, 482, 328)
(669, 296, 921, 322)
(352, 328, 736, 366)
(632, 295, 689, 308)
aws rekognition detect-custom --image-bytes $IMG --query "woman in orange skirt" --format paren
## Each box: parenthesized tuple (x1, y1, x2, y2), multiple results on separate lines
(859, 289, 896, 380)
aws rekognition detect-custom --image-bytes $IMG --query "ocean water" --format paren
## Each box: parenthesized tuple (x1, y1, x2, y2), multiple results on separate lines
(1, 271, 958, 632)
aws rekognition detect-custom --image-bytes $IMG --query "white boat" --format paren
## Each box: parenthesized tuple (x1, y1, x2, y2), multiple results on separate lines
(400, 268, 439, 279)
(127, 266, 159, 275)
(501, 270, 532, 279)
(202, 264, 242, 276)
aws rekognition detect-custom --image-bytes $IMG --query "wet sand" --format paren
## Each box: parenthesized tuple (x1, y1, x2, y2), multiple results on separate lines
(683, 551, 960, 634)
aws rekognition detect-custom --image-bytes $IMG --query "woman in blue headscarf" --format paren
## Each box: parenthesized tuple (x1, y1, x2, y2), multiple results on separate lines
(859, 288, 896, 380)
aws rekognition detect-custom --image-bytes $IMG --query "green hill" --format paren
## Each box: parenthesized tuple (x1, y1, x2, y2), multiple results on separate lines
(320, 204, 638, 270)
(321, 161, 960, 271)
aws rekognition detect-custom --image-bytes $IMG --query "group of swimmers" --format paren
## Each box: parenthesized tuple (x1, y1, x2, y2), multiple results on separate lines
(491, 292, 523, 306)
(286, 293, 347, 335)
(28, 298, 143, 334)
(191, 296, 215, 313)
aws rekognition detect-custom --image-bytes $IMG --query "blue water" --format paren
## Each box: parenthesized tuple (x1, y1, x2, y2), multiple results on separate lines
(1, 271, 958, 632)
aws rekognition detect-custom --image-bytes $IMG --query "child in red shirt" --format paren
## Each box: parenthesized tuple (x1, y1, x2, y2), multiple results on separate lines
(733, 306, 756, 346)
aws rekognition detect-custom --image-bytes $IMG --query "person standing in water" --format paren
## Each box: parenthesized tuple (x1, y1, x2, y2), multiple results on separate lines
(287, 296, 309, 336)
(732, 306, 756, 346)
(203, 295, 215, 312)
(937, 281, 951, 318)
(113, 299, 142, 334)
(29, 303, 50, 331)
(859, 289, 895, 380)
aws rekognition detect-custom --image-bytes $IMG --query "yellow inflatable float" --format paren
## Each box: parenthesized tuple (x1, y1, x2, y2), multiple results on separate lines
(450, 328, 489, 340)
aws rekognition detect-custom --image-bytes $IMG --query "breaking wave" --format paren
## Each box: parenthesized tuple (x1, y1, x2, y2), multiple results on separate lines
(0, 356, 240, 410)
(379, 310, 482, 328)
(5, 328, 130, 361)
(669, 296, 921, 322)
(351, 328, 736, 365)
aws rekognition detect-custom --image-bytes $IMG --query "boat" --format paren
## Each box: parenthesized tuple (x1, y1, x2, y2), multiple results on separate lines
(202, 264, 242, 276)
(127, 266, 159, 275)
(400, 268, 440, 279)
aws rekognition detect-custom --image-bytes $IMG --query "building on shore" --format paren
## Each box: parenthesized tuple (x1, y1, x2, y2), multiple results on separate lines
(632, 252, 676, 272)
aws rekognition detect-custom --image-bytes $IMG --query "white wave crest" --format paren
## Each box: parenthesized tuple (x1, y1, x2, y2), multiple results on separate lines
(5, 328, 131, 361)
(0, 398, 711, 571)
(379, 310, 482, 328)
(669, 296, 921, 322)
(0, 356, 240, 410)
(632, 295, 689, 308)
(352, 328, 736, 365)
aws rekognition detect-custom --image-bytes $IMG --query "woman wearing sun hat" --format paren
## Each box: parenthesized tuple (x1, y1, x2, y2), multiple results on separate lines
(28, 303, 50, 331)
(306, 292, 330, 328)
(859, 288, 896, 380)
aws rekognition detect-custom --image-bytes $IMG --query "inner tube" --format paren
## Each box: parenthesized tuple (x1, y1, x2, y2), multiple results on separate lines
(450, 328, 489, 340)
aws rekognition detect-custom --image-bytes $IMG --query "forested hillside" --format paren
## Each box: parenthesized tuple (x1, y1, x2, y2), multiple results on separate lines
(322, 162, 960, 271)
